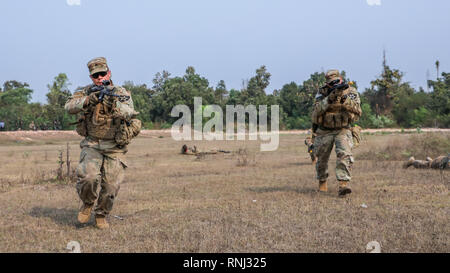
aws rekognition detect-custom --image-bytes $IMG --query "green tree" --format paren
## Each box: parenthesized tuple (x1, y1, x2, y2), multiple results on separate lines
(123, 81, 153, 129)
(45, 73, 74, 129)
(358, 97, 394, 129)
(149, 67, 215, 125)
(152, 70, 171, 93)
(277, 72, 326, 129)
(2, 80, 29, 92)
(364, 63, 403, 117)
(392, 88, 432, 128)
(362, 55, 433, 128)
(0, 81, 34, 130)
(239, 65, 270, 106)
(214, 80, 228, 107)
(226, 89, 241, 106)
(427, 71, 450, 127)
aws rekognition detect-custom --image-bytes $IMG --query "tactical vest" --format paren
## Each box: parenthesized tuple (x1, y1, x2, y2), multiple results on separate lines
(312, 87, 359, 129)
(76, 85, 121, 140)
(85, 102, 121, 140)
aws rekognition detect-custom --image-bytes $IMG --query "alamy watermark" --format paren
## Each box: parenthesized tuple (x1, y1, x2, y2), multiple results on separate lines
(170, 97, 279, 151)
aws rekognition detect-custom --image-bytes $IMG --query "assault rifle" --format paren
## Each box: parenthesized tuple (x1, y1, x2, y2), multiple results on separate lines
(324, 79, 349, 98)
(90, 80, 130, 102)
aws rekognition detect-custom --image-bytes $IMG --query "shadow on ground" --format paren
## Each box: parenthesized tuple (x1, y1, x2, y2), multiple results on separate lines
(29, 207, 88, 228)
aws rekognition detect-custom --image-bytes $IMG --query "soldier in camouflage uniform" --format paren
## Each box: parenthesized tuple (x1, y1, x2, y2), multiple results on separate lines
(430, 155, 449, 169)
(310, 70, 362, 196)
(304, 136, 317, 164)
(404, 155, 449, 170)
(65, 57, 141, 229)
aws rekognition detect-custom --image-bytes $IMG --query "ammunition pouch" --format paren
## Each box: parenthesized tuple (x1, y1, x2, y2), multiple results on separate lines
(75, 115, 88, 137)
(311, 108, 321, 125)
(114, 118, 142, 147)
(322, 111, 350, 129)
(313, 101, 358, 130)
(86, 103, 117, 140)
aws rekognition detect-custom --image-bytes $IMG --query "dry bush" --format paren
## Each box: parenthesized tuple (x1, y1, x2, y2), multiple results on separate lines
(236, 148, 257, 167)
(236, 148, 249, 166)
(0, 178, 13, 193)
(34, 168, 72, 184)
(55, 148, 77, 184)
(357, 132, 450, 161)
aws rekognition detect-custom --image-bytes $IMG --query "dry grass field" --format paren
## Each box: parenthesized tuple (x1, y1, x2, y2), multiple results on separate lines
(0, 130, 448, 253)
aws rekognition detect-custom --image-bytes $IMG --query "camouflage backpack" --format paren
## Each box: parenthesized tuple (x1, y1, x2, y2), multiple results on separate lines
(114, 118, 142, 147)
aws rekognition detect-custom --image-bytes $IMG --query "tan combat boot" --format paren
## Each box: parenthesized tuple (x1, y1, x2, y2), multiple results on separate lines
(95, 215, 109, 229)
(338, 181, 352, 197)
(318, 180, 328, 192)
(77, 204, 93, 224)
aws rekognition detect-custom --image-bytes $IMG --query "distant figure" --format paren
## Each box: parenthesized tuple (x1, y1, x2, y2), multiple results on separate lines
(29, 121, 36, 131)
(180, 144, 230, 156)
(0, 122, 4, 131)
(404, 155, 449, 170)
(16, 119, 23, 131)
(304, 136, 317, 164)
(53, 119, 61, 130)
(181, 144, 198, 155)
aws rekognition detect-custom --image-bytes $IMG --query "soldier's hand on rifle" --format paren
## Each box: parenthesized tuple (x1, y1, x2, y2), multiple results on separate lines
(327, 89, 344, 104)
(327, 91, 336, 103)
(87, 92, 100, 106)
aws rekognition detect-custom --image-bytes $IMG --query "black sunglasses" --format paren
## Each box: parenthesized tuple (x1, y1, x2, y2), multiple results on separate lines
(91, 71, 108, 79)
(327, 79, 341, 87)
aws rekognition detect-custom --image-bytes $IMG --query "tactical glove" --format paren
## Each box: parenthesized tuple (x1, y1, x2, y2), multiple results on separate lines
(87, 92, 100, 106)
(327, 90, 343, 104)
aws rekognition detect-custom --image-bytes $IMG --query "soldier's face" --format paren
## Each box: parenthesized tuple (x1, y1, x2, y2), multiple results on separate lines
(327, 77, 343, 88)
(90, 70, 111, 86)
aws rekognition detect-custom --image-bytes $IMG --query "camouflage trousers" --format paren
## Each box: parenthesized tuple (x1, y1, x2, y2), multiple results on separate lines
(76, 146, 126, 216)
(313, 128, 354, 182)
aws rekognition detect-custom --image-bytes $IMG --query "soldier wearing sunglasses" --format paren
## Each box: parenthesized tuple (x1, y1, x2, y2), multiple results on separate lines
(65, 57, 141, 229)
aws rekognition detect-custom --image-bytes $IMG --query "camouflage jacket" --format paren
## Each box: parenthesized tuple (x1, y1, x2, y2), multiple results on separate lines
(65, 83, 137, 155)
(311, 85, 362, 130)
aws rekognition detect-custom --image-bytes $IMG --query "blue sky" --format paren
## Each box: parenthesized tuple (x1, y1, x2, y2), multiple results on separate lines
(0, 0, 449, 103)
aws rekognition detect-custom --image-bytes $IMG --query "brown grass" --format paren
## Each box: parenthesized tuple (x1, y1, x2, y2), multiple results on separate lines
(358, 132, 450, 160)
(0, 131, 448, 253)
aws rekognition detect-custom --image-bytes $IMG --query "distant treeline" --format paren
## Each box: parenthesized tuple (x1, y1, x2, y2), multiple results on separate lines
(0, 59, 448, 131)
